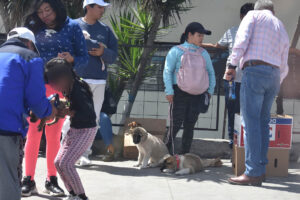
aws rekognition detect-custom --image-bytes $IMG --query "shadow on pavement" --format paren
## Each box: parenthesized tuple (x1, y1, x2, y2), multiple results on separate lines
(78, 160, 300, 194)
(76, 161, 233, 184)
(261, 172, 300, 194)
(22, 193, 63, 200)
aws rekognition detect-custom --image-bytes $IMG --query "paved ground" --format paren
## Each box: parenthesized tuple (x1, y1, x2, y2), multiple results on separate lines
(22, 156, 300, 200)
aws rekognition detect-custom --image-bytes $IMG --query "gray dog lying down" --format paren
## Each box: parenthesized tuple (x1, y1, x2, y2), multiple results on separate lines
(160, 153, 223, 175)
(127, 122, 223, 174)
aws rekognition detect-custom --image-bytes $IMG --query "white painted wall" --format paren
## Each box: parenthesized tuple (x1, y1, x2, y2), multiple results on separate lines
(103, 0, 300, 48)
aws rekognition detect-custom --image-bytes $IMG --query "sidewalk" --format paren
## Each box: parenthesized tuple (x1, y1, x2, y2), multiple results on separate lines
(22, 156, 300, 200)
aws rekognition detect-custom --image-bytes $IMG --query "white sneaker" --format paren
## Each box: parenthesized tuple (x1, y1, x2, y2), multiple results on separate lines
(79, 156, 92, 167)
(63, 195, 77, 200)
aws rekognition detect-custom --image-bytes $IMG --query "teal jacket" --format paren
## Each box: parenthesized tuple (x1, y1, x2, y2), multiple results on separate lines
(163, 41, 216, 95)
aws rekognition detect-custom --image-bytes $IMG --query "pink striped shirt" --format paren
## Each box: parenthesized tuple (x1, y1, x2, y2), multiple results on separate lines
(230, 10, 290, 83)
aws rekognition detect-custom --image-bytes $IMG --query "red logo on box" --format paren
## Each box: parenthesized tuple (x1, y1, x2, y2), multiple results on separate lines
(234, 115, 293, 149)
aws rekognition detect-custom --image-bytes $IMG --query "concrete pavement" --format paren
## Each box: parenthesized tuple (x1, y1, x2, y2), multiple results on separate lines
(22, 156, 300, 200)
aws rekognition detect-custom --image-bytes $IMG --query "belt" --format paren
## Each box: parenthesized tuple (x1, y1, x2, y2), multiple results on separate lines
(243, 60, 279, 70)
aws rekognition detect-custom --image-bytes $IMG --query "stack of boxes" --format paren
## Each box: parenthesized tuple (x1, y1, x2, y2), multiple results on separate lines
(233, 114, 293, 177)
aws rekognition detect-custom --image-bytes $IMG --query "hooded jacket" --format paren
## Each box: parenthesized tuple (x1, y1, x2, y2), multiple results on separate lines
(0, 38, 52, 137)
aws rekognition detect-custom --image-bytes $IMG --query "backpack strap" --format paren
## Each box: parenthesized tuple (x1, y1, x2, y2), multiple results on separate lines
(177, 45, 204, 54)
(196, 47, 205, 54)
(177, 45, 188, 52)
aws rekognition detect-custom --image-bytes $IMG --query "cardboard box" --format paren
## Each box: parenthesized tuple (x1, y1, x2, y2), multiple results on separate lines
(232, 145, 289, 177)
(234, 114, 293, 149)
(123, 118, 166, 159)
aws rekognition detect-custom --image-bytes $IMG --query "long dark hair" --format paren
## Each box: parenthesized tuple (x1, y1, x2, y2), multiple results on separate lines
(45, 58, 93, 98)
(24, 0, 67, 33)
(180, 22, 211, 44)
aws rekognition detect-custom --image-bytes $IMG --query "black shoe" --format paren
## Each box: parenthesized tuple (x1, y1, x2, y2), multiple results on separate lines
(21, 176, 38, 197)
(44, 176, 65, 197)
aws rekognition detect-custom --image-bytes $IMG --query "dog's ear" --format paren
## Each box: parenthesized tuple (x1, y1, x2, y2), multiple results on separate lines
(128, 121, 142, 129)
(163, 154, 172, 162)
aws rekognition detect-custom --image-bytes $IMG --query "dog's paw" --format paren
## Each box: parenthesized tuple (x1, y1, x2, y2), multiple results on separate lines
(214, 158, 223, 167)
(148, 163, 158, 168)
(175, 171, 186, 176)
(133, 163, 141, 167)
(162, 169, 174, 173)
(139, 165, 148, 170)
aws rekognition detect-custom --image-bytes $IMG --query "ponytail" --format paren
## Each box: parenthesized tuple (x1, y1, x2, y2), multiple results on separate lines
(180, 32, 187, 44)
(71, 70, 93, 98)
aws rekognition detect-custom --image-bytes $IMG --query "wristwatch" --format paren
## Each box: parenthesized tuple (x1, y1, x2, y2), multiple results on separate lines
(228, 64, 237, 70)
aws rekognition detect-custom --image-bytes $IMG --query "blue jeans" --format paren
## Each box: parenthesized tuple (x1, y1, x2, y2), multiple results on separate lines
(224, 80, 241, 143)
(96, 112, 113, 146)
(240, 65, 280, 177)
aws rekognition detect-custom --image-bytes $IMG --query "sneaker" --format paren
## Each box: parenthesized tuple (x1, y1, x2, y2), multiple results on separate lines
(44, 176, 65, 197)
(79, 156, 92, 166)
(102, 151, 114, 162)
(21, 176, 38, 197)
(65, 196, 89, 200)
(64, 195, 78, 200)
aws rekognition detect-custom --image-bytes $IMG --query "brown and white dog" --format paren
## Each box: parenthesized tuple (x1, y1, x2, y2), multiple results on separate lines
(160, 153, 223, 175)
(127, 122, 169, 169)
(30, 94, 68, 132)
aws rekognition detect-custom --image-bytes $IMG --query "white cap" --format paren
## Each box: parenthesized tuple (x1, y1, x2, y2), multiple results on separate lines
(7, 27, 39, 54)
(83, 0, 110, 8)
(7, 27, 36, 44)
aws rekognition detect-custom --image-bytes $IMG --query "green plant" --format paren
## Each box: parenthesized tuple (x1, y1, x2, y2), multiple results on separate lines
(108, 0, 191, 133)
(109, 2, 161, 104)
(0, 0, 36, 32)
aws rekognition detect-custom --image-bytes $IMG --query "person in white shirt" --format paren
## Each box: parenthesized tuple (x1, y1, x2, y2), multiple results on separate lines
(202, 3, 254, 148)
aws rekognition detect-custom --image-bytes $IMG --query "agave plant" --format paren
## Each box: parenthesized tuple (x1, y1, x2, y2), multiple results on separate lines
(109, 2, 160, 105)
(0, 0, 36, 32)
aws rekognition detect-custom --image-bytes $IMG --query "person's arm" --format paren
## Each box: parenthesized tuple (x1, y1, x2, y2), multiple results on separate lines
(24, 57, 53, 118)
(72, 23, 89, 68)
(101, 28, 118, 64)
(202, 50, 216, 95)
(229, 12, 255, 67)
(289, 48, 300, 56)
(280, 40, 290, 84)
(201, 43, 227, 49)
(163, 47, 178, 96)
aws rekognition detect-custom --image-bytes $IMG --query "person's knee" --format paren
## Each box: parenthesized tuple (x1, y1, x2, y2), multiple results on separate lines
(54, 158, 61, 170)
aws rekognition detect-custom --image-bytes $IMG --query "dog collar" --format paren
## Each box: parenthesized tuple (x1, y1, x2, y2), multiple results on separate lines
(175, 154, 180, 169)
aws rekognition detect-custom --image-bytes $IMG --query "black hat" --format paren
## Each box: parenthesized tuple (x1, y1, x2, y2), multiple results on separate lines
(185, 22, 211, 35)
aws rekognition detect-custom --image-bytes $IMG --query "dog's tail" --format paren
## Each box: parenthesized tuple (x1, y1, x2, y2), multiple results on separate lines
(201, 158, 223, 168)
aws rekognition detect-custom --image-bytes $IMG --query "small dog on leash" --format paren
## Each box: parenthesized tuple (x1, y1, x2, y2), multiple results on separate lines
(127, 121, 169, 169)
(30, 94, 68, 131)
(160, 153, 222, 175)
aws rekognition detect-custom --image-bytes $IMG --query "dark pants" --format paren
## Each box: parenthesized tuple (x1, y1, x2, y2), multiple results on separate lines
(224, 80, 241, 143)
(166, 85, 203, 154)
(0, 134, 23, 200)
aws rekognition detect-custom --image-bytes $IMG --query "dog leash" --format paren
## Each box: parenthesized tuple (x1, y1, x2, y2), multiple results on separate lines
(165, 102, 175, 155)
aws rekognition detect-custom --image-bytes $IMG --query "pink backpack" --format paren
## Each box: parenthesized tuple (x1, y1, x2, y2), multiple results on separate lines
(176, 46, 209, 95)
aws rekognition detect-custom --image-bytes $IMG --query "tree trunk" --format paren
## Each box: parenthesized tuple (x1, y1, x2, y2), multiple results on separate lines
(117, 5, 162, 134)
(0, 1, 11, 33)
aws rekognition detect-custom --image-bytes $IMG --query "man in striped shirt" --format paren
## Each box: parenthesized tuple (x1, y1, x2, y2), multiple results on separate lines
(225, 0, 290, 186)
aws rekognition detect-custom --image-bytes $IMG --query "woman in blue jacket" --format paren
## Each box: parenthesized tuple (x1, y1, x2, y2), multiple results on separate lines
(22, 0, 88, 197)
(163, 22, 216, 154)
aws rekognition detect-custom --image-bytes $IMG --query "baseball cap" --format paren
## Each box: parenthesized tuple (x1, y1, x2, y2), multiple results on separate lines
(7, 27, 39, 54)
(83, 0, 110, 8)
(186, 22, 212, 35)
